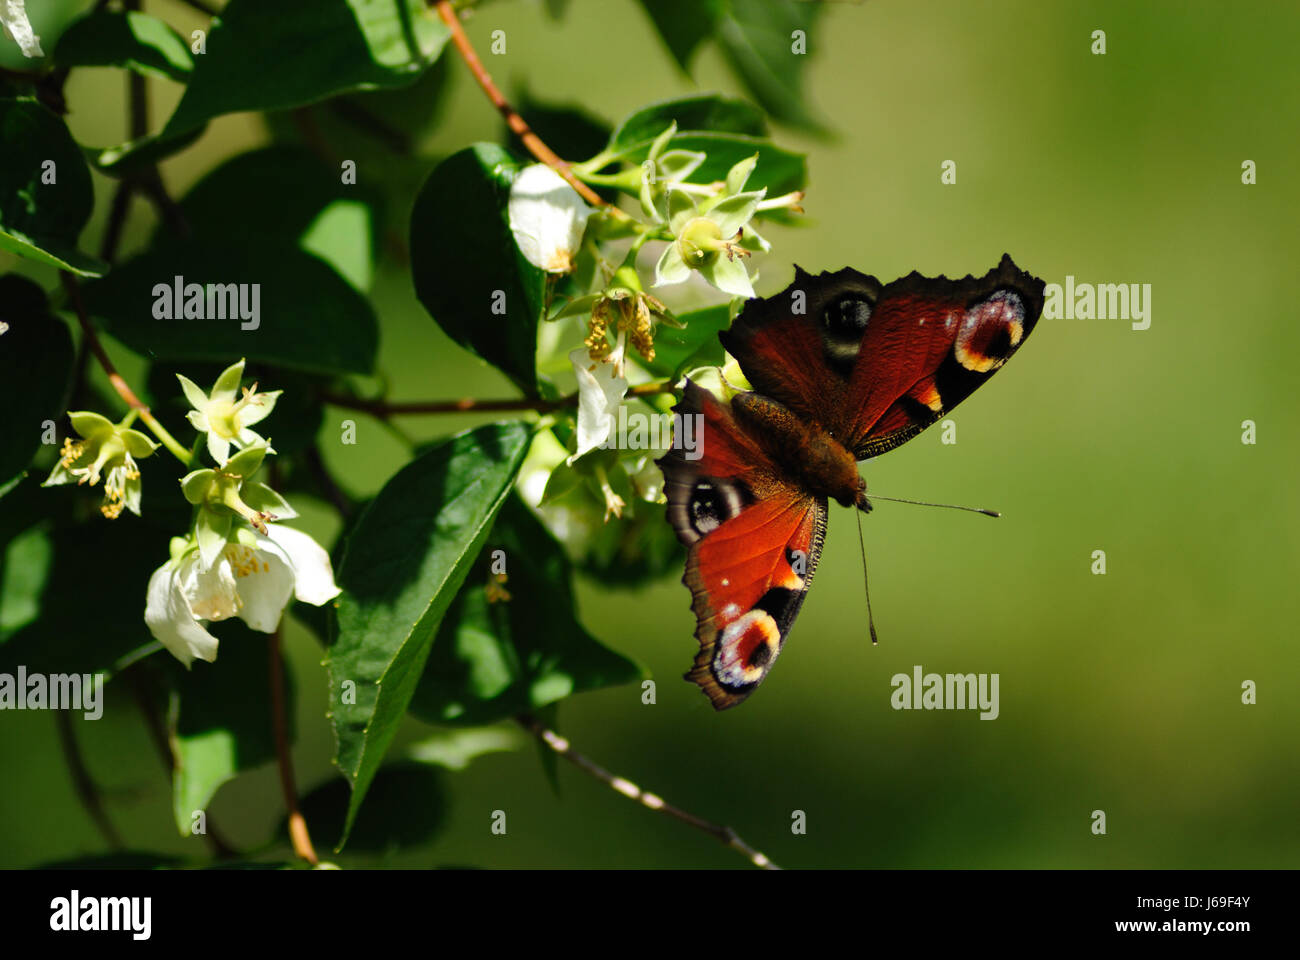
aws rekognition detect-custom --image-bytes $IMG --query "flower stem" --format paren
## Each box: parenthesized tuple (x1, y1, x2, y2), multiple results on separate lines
(269, 629, 317, 866)
(514, 713, 780, 870)
(60, 272, 193, 467)
(430, 1, 627, 218)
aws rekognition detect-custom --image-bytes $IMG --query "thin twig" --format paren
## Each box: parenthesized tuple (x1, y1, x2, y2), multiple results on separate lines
(269, 629, 317, 865)
(514, 713, 780, 870)
(320, 380, 677, 417)
(59, 273, 193, 465)
(431, 0, 609, 209)
(55, 711, 124, 851)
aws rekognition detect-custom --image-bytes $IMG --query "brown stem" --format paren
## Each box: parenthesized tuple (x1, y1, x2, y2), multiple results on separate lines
(269, 629, 317, 865)
(321, 380, 677, 417)
(61, 272, 147, 412)
(514, 713, 780, 870)
(431, 0, 608, 209)
(55, 711, 124, 851)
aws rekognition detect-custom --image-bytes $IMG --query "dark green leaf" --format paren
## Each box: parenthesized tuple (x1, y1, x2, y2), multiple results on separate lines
(715, 0, 826, 132)
(609, 93, 766, 152)
(89, 126, 206, 178)
(640, 304, 730, 379)
(618, 130, 807, 197)
(0, 98, 106, 276)
(82, 242, 377, 375)
(54, 10, 193, 82)
(411, 144, 547, 396)
(0, 522, 167, 677)
(162, 0, 449, 138)
(636, 0, 725, 71)
(405, 725, 525, 770)
(327, 421, 532, 848)
(0, 276, 74, 486)
(292, 762, 446, 853)
(167, 622, 294, 835)
(409, 495, 641, 726)
(575, 498, 684, 587)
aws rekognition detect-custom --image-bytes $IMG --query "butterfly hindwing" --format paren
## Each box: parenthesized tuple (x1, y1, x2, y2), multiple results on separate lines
(720, 253, 1045, 459)
(658, 381, 827, 710)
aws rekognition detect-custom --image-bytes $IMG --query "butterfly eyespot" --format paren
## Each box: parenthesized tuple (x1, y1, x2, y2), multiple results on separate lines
(822, 294, 873, 341)
(687, 478, 745, 538)
(956, 289, 1025, 372)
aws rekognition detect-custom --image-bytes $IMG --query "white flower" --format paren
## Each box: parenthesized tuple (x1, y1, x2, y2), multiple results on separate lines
(0, 0, 42, 58)
(145, 526, 340, 667)
(178, 358, 280, 465)
(566, 347, 627, 465)
(508, 164, 593, 273)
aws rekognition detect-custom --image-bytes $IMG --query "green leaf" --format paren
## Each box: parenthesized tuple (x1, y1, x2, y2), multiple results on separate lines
(0, 522, 168, 678)
(410, 144, 547, 396)
(0, 98, 106, 276)
(327, 421, 533, 848)
(405, 725, 525, 771)
(636, 0, 726, 71)
(168, 623, 293, 836)
(409, 496, 641, 726)
(0, 524, 53, 641)
(293, 762, 446, 854)
(54, 10, 194, 82)
(640, 303, 730, 379)
(0, 277, 74, 486)
(162, 0, 450, 138)
(89, 125, 206, 178)
(626, 131, 806, 197)
(82, 243, 377, 376)
(83, 146, 381, 375)
(715, 0, 827, 132)
(608, 93, 766, 154)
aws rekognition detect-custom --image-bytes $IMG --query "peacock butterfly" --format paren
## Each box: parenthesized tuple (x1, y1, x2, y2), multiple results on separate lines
(657, 254, 1045, 710)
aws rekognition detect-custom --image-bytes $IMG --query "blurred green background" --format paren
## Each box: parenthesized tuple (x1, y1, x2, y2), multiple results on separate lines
(2, 0, 1297, 869)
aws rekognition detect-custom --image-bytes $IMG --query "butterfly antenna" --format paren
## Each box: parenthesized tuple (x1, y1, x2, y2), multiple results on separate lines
(865, 493, 1001, 518)
(854, 508, 879, 645)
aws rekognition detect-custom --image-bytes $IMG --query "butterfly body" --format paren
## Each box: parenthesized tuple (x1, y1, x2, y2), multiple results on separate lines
(658, 254, 1045, 710)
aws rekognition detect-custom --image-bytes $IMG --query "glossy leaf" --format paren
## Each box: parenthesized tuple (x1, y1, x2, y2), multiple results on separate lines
(0, 98, 105, 276)
(162, 0, 449, 138)
(0, 277, 74, 487)
(54, 10, 193, 82)
(608, 93, 766, 153)
(168, 622, 294, 836)
(409, 496, 641, 726)
(411, 144, 548, 396)
(327, 421, 532, 848)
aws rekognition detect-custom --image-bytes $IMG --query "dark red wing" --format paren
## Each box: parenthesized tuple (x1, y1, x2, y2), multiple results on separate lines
(657, 381, 827, 710)
(719, 253, 1045, 459)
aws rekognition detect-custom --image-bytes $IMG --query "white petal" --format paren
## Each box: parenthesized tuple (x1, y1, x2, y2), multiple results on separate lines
(145, 563, 219, 667)
(508, 164, 593, 274)
(206, 432, 231, 465)
(228, 545, 294, 633)
(237, 389, 280, 427)
(566, 348, 628, 464)
(259, 525, 341, 606)
(1, 0, 43, 58)
(176, 374, 210, 411)
(180, 551, 240, 622)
